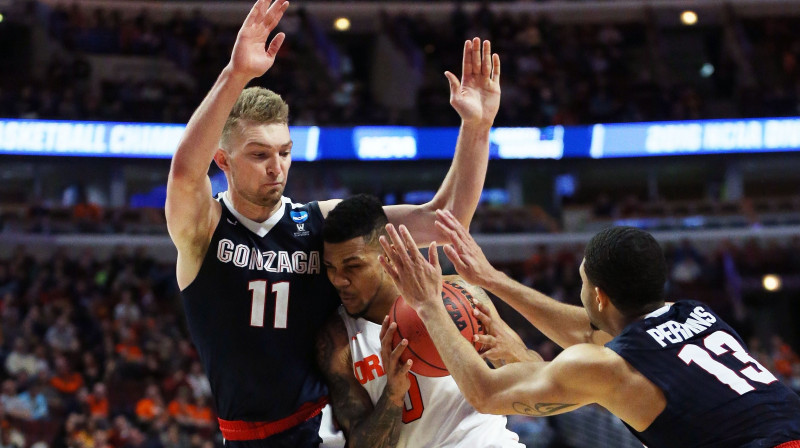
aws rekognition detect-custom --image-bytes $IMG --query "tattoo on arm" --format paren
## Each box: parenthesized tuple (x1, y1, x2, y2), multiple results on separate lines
(349, 393, 404, 448)
(316, 319, 404, 448)
(512, 402, 577, 416)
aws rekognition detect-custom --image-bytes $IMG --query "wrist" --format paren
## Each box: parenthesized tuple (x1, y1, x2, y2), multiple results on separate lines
(460, 120, 493, 135)
(222, 64, 255, 88)
(387, 393, 406, 407)
(416, 300, 447, 322)
(481, 269, 505, 291)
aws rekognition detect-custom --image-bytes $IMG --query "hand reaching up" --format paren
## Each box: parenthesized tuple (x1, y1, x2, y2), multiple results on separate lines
(229, 0, 289, 81)
(445, 38, 501, 130)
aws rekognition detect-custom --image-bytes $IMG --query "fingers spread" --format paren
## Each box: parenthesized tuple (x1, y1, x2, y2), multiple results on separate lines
(471, 37, 481, 74)
(444, 71, 460, 95)
(378, 253, 400, 283)
(390, 338, 408, 363)
(379, 315, 391, 340)
(428, 242, 439, 270)
(492, 53, 501, 82)
(442, 244, 466, 271)
(461, 40, 472, 82)
(481, 40, 491, 77)
(397, 225, 420, 261)
(266, 32, 285, 57)
(385, 224, 408, 258)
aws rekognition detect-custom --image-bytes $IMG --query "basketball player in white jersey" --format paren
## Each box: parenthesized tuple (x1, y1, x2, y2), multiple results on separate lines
(315, 195, 529, 448)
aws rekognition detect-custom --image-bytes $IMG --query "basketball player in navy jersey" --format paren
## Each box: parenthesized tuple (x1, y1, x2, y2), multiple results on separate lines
(315, 195, 529, 448)
(165, 0, 501, 445)
(378, 213, 800, 448)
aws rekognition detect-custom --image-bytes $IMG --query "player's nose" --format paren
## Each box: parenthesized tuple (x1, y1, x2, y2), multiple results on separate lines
(331, 272, 350, 288)
(265, 156, 282, 177)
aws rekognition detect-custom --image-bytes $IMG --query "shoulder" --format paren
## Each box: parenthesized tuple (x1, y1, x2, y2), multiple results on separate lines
(317, 199, 342, 218)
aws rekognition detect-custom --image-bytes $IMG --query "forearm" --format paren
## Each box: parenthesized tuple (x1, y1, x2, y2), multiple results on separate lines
(428, 124, 490, 227)
(483, 271, 600, 349)
(348, 393, 404, 448)
(417, 303, 495, 410)
(170, 66, 250, 181)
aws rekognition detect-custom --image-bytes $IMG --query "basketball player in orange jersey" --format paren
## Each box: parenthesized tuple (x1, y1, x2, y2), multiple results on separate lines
(165, 0, 502, 444)
(377, 211, 800, 448)
(316, 195, 531, 448)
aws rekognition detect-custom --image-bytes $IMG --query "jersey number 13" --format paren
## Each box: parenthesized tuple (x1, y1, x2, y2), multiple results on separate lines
(678, 330, 778, 395)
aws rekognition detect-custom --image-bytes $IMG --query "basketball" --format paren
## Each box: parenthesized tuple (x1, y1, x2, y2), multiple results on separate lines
(390, 280, 485, 377)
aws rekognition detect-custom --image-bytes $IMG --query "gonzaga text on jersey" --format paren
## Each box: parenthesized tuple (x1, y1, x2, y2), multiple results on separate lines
(216, 239, 321, 274)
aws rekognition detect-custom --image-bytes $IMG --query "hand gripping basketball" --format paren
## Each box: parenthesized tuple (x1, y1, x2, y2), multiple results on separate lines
(388, 280, 485, 377)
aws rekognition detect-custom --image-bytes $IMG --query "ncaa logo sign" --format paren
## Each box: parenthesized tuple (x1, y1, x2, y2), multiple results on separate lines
(290, 210, 309, 223)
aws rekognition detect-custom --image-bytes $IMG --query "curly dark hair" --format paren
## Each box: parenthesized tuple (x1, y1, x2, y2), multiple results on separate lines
(584, 226, 667, 317)
(322, 194, 388, 247)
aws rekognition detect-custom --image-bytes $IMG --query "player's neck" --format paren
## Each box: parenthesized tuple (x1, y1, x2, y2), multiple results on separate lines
(227, 191, 283, 223)
(613, 302, 668, 335)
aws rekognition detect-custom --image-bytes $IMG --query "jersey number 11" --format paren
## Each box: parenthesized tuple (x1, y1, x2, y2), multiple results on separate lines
(248, 280, 290, 328)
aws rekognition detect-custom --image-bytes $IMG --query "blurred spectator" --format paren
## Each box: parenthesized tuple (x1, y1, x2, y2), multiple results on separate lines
(185, 362, 210, 401)
(85, 383, 109, 420)
(15, 380, 49, 421)
(114, 289, 142, 325)
(0, 380, 32, 421)
(49, 356, 84, 398)
(135, 384, 165, 425)
(45, 316, 80, 354)
(4, 339, 39, 378)
(167, 386, 194, 428)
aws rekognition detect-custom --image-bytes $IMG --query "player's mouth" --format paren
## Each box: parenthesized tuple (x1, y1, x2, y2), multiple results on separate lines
(338, 292, 357, 302)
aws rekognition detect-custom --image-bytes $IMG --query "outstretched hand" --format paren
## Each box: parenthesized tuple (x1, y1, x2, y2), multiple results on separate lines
(229, 0, 289, 81)
(378, 224, 443, 314)
(435, 209, 498, 289)
(445, 38, 501, 129)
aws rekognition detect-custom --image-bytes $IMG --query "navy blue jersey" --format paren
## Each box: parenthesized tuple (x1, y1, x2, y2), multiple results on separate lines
(606, 300, 800, 448)
(181, 195, 339, 422)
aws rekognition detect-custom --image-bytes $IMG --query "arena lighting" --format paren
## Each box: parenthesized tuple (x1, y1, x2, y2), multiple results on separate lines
(334, 17, 350, 31)
(681, 10, 698, 26)
(0, 13, 4, 23)
(700, 63, 715, 78)
(763, 274, 782, 292)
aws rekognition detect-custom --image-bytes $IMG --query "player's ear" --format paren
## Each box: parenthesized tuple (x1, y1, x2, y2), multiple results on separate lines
(595, 286, 610, 311)
(213, 148, 230, 172)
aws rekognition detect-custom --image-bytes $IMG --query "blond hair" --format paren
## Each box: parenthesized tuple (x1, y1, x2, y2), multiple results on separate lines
(220, 87, 289, 149)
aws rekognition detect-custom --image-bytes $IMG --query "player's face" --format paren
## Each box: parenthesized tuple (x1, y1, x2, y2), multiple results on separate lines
(579, 259, 603, 331)
(225, 122, 292, 211)
(324, 236, 392, 319)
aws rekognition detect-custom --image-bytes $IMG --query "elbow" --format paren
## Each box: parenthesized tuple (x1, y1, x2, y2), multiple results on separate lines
(461, 384, 495, 415)
(467, 391, 502, 415)
(465, 392, 488, 414)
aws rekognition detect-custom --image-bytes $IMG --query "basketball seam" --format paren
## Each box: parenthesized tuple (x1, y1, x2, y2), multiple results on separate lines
(444, 281, 478, 338)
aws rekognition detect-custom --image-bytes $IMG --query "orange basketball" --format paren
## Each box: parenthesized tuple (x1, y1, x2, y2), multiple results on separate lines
(389, 280, 485, 377)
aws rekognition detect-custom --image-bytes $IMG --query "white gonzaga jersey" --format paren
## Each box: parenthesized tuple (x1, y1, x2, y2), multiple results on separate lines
(338, 307, 523, 448)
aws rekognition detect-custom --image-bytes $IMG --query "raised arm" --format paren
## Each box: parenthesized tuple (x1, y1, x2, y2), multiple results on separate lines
(166, 0, 287, 287)
(326, 38, 500, 244)
(315, 316, 412, 448)
(436, 209, 612, 348)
